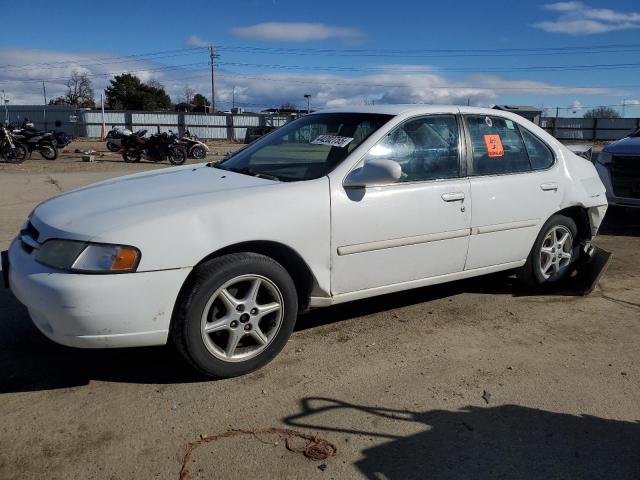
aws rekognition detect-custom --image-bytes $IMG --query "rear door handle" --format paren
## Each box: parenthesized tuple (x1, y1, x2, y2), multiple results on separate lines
(540, 182, 558, 191)
(442, 192, 465, 202)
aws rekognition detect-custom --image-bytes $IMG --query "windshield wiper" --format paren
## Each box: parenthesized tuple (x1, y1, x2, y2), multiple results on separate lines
(213, 165, 280, 181)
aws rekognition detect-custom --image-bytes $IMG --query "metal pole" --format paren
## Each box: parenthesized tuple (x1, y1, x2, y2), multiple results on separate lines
(1, 90, 6, 123)
(209, 46, 218, 113)
(622, 99, 626, 118)
(101, 93, 106, 141)
(42, 82, 47, 130)
(232, 86, 235, 110)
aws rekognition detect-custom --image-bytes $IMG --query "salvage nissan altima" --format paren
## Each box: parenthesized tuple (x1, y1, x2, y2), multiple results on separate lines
(3, 105, 608, 378)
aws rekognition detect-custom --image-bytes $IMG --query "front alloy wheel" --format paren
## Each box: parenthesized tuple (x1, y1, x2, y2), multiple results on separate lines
(200, 275, 283, 362)
(172, 253, 298, 378)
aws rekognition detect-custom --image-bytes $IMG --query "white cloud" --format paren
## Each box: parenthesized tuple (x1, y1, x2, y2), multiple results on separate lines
(623, 99, 640, 105)
(0, 48, 619, 111)
(186, 35, 209, 48)
(230, 22, 363, 42)
(534, 2, 640, 35)
(571, 99, 583, 112)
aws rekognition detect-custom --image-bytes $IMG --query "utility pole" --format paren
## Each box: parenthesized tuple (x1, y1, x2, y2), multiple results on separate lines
(1, 89, 7, 124)
(304, 94, 311, 114)
(232, 86, 235, 110)
(209, 46, 219, 113)
(622, 99, 627, 118)
(42, 81, 47, 130)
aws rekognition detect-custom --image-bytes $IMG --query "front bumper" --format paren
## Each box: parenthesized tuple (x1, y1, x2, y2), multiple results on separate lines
(594, 162, 640, 208)
(7, 238, 191, 348)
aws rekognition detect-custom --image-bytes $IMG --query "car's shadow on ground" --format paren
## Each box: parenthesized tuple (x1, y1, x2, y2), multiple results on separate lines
(283, 397, 640, 479)
(0, 211, 636, 393)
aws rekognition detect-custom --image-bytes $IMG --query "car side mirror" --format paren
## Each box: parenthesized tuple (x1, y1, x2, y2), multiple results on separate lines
(343, 159, 402, 188)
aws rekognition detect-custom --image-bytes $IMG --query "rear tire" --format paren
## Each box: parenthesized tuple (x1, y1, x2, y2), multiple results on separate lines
(168, 146, 187, 165)
(517, 214, 578, 289)
(39, 143, 58, 160)
(171, 253, 298, 378)
(191, 145, 207, 159)
(122, 150, 141, 162)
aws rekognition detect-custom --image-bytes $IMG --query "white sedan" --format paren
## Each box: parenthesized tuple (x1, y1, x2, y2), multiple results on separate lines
(3, 105, 608, 378)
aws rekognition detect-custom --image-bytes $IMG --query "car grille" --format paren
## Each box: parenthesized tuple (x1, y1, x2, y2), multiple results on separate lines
(20, 221, 40, 253)
(611, 155, 640, 199)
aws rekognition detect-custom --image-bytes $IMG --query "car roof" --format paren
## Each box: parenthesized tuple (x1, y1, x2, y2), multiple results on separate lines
(313, 104, 514, 117)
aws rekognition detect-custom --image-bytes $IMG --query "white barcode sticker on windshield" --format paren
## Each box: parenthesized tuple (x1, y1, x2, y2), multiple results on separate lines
(311, 135, 354, 148)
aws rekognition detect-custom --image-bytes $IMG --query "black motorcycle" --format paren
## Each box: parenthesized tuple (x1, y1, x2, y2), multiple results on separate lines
(0, 125, 28, 163)
(121, 130, 187, 165)
(9, 119, 58, 160)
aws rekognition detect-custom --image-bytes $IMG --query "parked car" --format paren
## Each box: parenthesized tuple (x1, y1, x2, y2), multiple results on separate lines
(3, 106, 608, 378)
(594, 127, 640, 208)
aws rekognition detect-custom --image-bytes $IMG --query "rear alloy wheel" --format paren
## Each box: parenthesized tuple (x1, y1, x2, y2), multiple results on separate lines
(172, 253, 298, 378)
(517, 214, 578, 289)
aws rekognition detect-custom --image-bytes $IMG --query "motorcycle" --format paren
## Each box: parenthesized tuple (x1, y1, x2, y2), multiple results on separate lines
(9, 119, 58, 160)
(181, 130, 209, 159)
(105, 126, 133, 152)
(121, 130, 187, 165)
(0, 125, 28, 163)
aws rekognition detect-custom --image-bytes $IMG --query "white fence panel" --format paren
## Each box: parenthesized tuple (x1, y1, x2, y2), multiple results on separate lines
(185, 114, 228, 126)
(188, 127, 228, 139)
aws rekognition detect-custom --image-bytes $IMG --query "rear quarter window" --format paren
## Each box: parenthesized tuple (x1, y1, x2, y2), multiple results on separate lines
(519, 127, 555, 170)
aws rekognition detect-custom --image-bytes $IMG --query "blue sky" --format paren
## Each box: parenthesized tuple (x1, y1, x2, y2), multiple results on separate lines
(1, 0, 639, 115)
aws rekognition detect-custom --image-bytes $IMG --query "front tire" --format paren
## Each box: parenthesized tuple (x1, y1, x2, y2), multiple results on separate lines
(171, 253, 298, 378)
(517, 214, 577, 289)
(106, 141, 119, 152)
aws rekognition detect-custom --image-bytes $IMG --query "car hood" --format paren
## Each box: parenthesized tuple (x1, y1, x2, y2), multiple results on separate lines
(32, 163, 275, 240)
(603, 135, 640, 155)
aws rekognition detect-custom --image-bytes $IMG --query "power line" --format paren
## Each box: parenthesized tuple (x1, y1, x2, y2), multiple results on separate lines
(219, 43, 640, 59)
(216, 60, 640, 74)
(0, 47, 207, 70)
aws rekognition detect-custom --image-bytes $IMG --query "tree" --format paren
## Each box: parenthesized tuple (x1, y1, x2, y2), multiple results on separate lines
(278, 102, 297, 111)
(583, 106, 620, 119)
(182, 85, 196, 111)
(192, 93, 209, 107)
(48, 96, 67, 105)
(105, 74, 171, 110)
(64, 71, 95, 108)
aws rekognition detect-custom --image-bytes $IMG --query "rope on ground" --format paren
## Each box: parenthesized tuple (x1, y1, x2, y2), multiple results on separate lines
(179, 427, 337, 480)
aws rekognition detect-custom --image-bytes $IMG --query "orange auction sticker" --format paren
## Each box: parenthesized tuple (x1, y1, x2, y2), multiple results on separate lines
(483, 134, 504, 157)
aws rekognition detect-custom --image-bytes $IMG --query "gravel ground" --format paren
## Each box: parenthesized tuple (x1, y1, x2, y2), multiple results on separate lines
(0, 144, 638, 480)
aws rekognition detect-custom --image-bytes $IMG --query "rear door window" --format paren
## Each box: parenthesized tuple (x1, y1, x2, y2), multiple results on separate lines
(465, 115, 531, 175)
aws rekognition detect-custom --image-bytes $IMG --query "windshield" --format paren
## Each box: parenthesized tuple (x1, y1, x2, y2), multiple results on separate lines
(217, 113, 393, 181)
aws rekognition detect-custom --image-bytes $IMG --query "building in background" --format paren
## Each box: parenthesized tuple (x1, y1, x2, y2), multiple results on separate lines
(492, 105, 543, 125)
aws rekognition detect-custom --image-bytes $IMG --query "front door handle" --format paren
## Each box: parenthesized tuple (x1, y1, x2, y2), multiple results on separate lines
(442, 192, 465, 202)
(540, 182, 558, 191)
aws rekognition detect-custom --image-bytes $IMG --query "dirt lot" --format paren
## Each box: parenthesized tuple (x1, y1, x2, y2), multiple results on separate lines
(0, 141, 639, 479)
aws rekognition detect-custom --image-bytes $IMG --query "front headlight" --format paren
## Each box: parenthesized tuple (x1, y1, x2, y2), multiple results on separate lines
(597, 151, 612, 165)
(35, 240, 140, 273)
